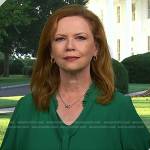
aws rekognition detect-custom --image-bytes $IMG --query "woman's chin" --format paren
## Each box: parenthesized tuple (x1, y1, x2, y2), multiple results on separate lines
(60, 67, 84, 74)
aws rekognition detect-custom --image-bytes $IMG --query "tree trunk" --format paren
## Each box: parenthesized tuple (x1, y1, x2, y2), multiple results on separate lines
(3, 51, 9, 77)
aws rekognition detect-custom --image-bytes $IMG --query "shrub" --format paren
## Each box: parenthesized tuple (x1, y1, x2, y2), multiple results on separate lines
(122, 52, 150, 83)
(23, 66, 33, 77)
(0, 52, 4, 59)
(0, 59, 4, 75)
(10, 59, 25, 74)
(22, 58, 35, 67)
(22, 58, 35, 77)
(112, 59, 129, 94)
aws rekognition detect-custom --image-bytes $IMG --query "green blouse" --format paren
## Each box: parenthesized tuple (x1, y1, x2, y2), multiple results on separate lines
(1, 83, 150, 150)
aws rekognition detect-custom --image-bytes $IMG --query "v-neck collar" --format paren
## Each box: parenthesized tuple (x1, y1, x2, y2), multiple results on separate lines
(49, 82, 100, 150)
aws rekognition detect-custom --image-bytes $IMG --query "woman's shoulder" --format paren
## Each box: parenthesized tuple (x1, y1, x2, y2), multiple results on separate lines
(111, 90, 139, 119)
(112, 90, 131, 106)
(18, 93, 34, 106)
(107, 90, 136, 114)
(14, 93, 36, 114)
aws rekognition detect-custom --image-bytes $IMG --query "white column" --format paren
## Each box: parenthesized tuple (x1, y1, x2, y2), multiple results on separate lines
(103, 0, 116, 59)
(0, 0, 6, 6)
(136, 0, 143, 54)
(122, 0, 132, 60)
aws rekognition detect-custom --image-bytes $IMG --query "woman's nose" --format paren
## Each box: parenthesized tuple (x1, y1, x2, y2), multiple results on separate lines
(65, 38, 75, 51)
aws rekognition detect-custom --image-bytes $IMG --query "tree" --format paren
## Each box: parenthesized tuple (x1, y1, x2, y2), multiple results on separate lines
(0, 0, 89, 76)
(0, 0, 36, 76)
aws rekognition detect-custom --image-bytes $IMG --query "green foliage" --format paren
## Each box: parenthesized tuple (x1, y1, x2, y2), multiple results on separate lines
(122, 52, 150, 83)
(22, 58, 35, 67)
(0, 59, 4, 75)
(23, 66, 33, 77)
(112, 59, 129, 94)
(0, 52, 4, 59)
(0, 0, 36, 49)
(0, 0, 37, 76)
(22, 58, 35, 76)
(129, 83, 150, 93)
(10, 59, 24, 74)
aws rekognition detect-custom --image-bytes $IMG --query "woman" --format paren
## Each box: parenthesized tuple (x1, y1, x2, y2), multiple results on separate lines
(1, 4, 150, 150)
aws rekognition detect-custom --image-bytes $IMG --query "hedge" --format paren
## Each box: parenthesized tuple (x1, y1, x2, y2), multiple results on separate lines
(112, 59, 129, 94)
(122, 52, 150, 83)
(10, 59, 25, 74)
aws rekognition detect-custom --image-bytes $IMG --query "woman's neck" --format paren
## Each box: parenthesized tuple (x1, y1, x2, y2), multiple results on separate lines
(58, 69, 92, 95)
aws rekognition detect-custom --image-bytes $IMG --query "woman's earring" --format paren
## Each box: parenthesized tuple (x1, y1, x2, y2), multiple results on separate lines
(93, 56, 97, 61)
(50, 57, 55, 64)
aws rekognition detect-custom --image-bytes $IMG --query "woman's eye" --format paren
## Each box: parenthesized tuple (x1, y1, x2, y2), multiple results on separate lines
(54, 37, 65, 42)
(76, 36, 87, 40)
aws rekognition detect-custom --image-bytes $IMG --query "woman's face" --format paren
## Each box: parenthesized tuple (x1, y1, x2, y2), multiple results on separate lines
(51, 16, 98, 73)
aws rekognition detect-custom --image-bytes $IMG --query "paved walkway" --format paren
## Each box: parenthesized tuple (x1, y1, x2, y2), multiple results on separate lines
(127, 90, 147, 97)
(0, 107, 15, 114)
(0, 84, 30, 96)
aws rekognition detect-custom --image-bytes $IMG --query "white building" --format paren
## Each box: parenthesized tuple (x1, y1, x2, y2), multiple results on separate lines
(0, 0, 5, 6)
(87, 0, 150, 61)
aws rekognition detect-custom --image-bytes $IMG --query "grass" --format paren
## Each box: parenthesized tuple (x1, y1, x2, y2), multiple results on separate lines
(0, 96, 22, 108)
(0, 75, 30, 87)
(132, 97, 150, 131)
(128, 83, 150, 93)
(0, 97, 150, 146)
(0, 113, 13, 146)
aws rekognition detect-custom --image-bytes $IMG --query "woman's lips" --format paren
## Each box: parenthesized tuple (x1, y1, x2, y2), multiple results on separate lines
(64, 56, 80, 61)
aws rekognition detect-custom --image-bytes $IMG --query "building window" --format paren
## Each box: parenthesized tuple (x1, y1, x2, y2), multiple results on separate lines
(131, 36, 134, 42)
(131, 37, 134, 55)
(117, 6, 120, 23)
(148, 36, 150, 51)
(132, 3, 136, 21)
(117, 39, 120, 60)
(148, 0, 150, 18)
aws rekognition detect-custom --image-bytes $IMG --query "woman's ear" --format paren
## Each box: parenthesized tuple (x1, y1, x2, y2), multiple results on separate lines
(94, 42, 99, 56)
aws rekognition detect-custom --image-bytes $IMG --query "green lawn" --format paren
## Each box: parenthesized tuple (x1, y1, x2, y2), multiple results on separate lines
(0, 97, 150, 146)
(0, 113, 12, 146)
(0, 96, 22, 108)
(0, 75, 30, 86)
(128, 83, 150, 93)
(132, 97, 150, 131)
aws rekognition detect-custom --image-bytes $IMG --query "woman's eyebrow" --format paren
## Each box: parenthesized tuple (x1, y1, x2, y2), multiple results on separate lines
(75, 32, 88, 36)
(55, 34, 66, 37)
(55, 32, 88, 37)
